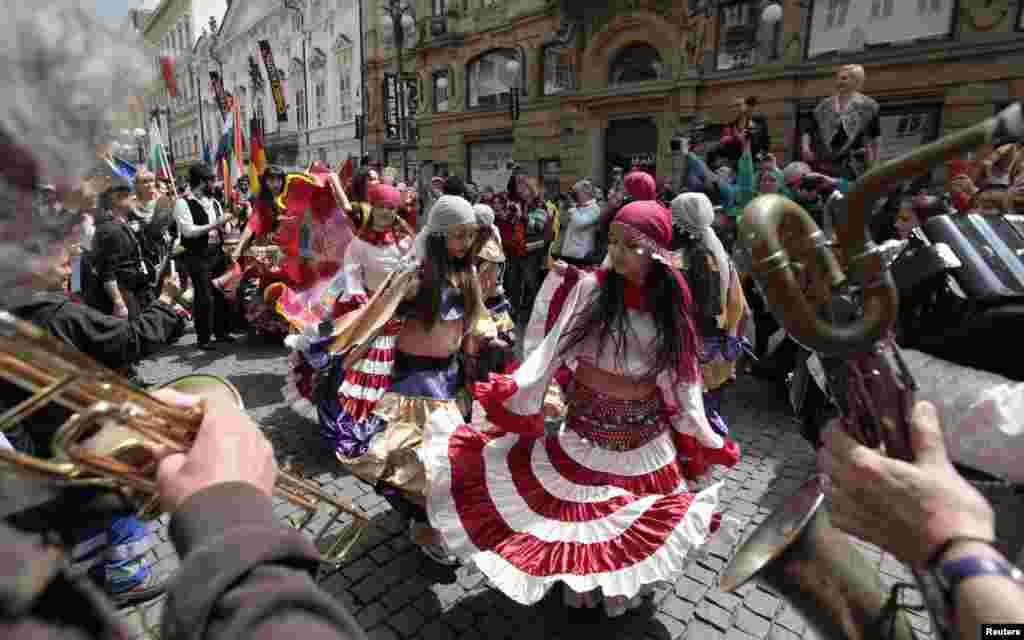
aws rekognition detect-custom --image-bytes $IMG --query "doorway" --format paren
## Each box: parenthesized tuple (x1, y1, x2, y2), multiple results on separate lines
(605, 117, 658, 187)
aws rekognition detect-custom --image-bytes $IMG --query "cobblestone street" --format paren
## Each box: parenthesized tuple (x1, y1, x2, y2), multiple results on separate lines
(119, 331, 1019, 640)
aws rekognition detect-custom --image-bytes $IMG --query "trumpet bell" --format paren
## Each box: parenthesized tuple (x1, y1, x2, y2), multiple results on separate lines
(720, 476, 917, 640)
(157, 374, 245, 410)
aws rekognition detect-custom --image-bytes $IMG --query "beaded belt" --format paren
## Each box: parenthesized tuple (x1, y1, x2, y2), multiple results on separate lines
(565, 380, 668, 452)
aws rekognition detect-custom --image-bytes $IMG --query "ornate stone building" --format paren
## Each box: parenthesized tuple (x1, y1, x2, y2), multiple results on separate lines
(365, 0, 1024, 194)
(212, 0, 364, 171)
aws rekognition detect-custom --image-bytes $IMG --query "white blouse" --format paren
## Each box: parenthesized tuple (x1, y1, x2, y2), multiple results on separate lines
(341, 235, 413, 298)
(512, 270, 724, 449)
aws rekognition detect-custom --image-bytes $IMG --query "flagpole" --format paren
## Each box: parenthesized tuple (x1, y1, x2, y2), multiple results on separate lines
(153, 117, 179, 200)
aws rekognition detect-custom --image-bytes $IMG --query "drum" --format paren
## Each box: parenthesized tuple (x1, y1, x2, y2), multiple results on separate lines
(157, 374, 245, 410)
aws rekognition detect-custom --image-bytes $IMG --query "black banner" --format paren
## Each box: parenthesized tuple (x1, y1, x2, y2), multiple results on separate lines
(209, 71, 229, 116)
(248, 55, 264, 92)
(258, 40, 288, 123)
(384, 74, 400, 140)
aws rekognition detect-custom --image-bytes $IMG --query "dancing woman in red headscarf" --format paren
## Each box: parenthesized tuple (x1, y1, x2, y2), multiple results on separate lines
(422, 201, 740, 618)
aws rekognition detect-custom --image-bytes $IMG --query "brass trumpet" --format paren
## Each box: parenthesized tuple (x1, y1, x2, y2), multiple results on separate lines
(722, 102, 1024, 640)
(0, 311, 369, 566)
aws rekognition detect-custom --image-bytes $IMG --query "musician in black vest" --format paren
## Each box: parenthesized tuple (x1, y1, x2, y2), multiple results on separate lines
(173, 164, 235, 350)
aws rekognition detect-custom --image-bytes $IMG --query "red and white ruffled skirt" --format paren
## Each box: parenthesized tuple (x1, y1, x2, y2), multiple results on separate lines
(423, 379, 734, 613)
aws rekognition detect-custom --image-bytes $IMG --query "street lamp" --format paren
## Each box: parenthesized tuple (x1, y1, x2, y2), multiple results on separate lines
(505, 56, 522, 121)
(381, 0, 416, 182)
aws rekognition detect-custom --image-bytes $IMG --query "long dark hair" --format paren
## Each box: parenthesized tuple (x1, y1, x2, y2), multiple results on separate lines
(559, 264, 699, 381)
(673, 232, 721, 335)
(412, 233, 485, 331)
(351, 168, 372, 203)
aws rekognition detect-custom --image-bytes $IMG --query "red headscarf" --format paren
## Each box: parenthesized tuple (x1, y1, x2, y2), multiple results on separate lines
(369, 183, 402, 209)
(613, 200, 701, 383)
(624, 170, 657, 201)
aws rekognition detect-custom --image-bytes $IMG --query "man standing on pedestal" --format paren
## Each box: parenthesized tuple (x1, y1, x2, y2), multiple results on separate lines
(801, 64, 881, 180)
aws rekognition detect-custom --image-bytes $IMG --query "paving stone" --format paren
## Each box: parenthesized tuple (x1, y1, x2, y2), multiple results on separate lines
(675, 576, 710, 602)
(653, 612, 687, 639)
(695, 600, 733, 630)
(743, 589, 780, 618)
(356, 602, 390, 629)
(767, 624, 802, 640)
(773, 606, 807, 635)
(684, 620, 727, 639)
(730, 500, 760, 516)
(685, 563, 717, 587)
(734, 608, 771, 638)
(342, 557, 376, 583)
(389, 605, 428, 636)
(705, 588, 742, 613)
(366, 624, 400, 640)
(659, 594, 695, 623)
(726, 628, 757, 640)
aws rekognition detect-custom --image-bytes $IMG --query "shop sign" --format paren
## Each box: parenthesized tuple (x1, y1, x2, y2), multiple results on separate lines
(384, 74, 400, 140)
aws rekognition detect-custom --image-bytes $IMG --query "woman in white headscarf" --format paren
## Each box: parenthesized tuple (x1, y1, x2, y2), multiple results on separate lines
(313, 195, 495, 565)
(671, 193, 752, 436)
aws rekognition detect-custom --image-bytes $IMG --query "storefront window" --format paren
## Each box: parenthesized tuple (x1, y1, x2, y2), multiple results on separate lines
(467, 49, 521, 109)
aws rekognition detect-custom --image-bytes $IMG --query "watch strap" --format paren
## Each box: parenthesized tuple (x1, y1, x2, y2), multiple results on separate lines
(939, 555, 1024, 602)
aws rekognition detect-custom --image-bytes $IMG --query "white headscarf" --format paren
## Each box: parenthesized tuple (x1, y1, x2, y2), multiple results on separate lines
(472, 203, 502, 249)
(671, 193, 730, 305)
(411, 194, 477, 260)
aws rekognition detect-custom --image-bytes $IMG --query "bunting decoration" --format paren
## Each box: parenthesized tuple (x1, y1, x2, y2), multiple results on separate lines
(258, 40, 288, 123)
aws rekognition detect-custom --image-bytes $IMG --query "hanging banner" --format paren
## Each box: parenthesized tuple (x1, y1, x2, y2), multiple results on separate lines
(248, 55, 265, 92)
(258, 40, 288, 123)
(209, 70, 229, 116)
(384, 73, 400, 140)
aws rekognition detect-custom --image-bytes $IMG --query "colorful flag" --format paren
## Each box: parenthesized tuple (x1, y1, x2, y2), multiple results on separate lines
(107, 155, 138, 181)
(249, 117, 267, 196)
(148, 118, 173, 181)
(231, 97, 245, 197)
(160, 56, 178, 98)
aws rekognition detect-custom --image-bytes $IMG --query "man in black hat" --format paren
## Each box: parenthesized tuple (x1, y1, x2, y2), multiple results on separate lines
(173, 164, 235, 350)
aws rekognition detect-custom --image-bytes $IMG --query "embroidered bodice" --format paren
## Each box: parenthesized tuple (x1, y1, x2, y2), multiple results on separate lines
(513, 271, 723, 450)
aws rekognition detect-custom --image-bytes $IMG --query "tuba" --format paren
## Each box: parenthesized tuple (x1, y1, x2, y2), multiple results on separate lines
(720, 103, 1024, 639)
(0, 311, 369, 568)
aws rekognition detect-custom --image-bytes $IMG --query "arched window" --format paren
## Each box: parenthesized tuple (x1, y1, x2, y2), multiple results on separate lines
(609, 44, 663, 86)
(467, 48, 522, 109)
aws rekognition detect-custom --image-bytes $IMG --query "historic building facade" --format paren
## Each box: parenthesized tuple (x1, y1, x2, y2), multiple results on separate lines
(365, 0, 1024, 195)
(141, 0, 363, 178)
(211, 0, 364, 172)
